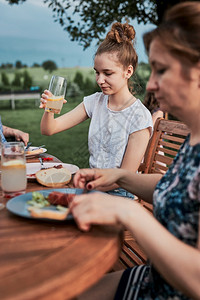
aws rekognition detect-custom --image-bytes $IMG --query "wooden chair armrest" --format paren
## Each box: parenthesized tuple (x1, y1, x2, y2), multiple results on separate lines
(138, 162, 145, 172)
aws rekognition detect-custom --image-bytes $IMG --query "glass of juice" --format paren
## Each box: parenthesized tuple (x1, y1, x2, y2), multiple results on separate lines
(45, 75, 67, 114)
(1, 142, 27, 199)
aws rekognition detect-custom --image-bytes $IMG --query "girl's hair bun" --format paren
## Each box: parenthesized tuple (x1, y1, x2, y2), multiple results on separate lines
(106, 22, 136, 44)
(95, 21, 138, 75)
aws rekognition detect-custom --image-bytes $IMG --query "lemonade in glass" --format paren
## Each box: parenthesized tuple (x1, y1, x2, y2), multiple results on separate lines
(45, 95, 64, 114)
(45, 75, 67, 114)
(1, 142, 27, 198)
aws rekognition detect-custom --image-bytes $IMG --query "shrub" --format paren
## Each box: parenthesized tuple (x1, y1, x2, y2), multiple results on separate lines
(66, 81, 82, 98)
(23, 71, 33, 89)
(74, 71, 84, 91)
(12, 72, 21, 88)
(1, 72, 9, 86)
(83, 77, 100, 96)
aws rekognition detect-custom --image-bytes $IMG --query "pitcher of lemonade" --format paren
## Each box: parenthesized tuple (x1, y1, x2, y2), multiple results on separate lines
(1, 142, 27, 199)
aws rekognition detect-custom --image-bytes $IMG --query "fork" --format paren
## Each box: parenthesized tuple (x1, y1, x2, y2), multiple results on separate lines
(39, 157, 45, 169)
(25, 142, 32, 151)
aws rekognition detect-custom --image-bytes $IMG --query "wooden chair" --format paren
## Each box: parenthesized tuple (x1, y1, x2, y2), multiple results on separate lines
(112, 118, 190, 271)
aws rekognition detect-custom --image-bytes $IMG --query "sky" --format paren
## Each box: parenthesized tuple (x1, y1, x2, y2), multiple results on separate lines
(0, 0, 155, 68)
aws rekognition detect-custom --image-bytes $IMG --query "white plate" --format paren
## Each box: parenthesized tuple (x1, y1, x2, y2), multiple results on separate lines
(25, 147, 47, 157)
(26, 162, 79, 179)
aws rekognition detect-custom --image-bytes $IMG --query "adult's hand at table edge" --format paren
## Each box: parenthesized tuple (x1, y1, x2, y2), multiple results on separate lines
(73, 168, 122, 191)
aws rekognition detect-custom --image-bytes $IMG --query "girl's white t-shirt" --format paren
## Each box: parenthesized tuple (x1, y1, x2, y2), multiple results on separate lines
(84, 92, 153, 169)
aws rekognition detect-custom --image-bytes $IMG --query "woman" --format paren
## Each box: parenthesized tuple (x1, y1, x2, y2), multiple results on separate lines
(70, 2, 200, 299)
(40, 22, 152, 197)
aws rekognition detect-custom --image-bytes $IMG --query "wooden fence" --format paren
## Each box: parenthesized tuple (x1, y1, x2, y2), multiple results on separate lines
(0, 92, 40, 109)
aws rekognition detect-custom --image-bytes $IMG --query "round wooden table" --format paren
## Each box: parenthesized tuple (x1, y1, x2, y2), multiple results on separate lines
(0, 154, 122, 300)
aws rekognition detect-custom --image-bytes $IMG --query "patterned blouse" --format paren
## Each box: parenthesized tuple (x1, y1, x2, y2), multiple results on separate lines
(139, 135, 200, 299)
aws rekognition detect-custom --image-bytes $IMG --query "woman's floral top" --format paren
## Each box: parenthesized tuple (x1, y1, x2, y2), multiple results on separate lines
(139, 135, 200, 299)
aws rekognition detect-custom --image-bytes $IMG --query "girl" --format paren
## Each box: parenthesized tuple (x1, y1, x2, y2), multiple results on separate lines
(40, 22, 153, 197)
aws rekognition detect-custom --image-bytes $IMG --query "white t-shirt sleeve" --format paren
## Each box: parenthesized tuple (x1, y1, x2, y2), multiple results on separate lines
(129, 100, 153, 137)
(83, 92, 102, 118)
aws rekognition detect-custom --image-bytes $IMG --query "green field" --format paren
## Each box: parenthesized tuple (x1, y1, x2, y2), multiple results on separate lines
(1, 99, 90, 169)
(1, 66, 96, 92)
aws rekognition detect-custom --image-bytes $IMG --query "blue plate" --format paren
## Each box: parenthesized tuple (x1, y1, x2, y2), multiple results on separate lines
(6, 188, 84, 222)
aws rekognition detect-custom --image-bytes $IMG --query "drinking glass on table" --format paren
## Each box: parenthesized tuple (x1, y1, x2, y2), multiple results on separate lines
(45, 75, 67, 114)
(1, 142, 27, 199)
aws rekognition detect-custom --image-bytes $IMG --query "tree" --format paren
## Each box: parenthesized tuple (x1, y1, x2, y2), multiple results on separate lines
(5, 0, 198, 49)
(32, 63, 40, 68)
(74, 71, 84, 91)
(12, 72, 21, 87)
(0, 63, 13, 69)
(1, 72, 9, 86)
(66, 81, 82, 98)
(23, 70, 32, 89)
(42, 60, 57, 73)
(83, 77, 99, 96)
(15, 60, 23, 69)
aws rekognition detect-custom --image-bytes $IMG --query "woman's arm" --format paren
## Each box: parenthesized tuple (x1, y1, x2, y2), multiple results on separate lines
(124, 202, 200, 299)
(40, 102, 88, 135)
(73, 168, 161, 203)
(70, 194, 200, 299)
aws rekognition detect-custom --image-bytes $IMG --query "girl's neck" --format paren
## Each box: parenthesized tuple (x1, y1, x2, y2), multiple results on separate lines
(108, 92, 136, 111)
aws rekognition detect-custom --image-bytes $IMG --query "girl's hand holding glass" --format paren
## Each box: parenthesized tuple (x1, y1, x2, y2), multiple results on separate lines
(40, 90, 67, 110)
(40, 75, 67, 114)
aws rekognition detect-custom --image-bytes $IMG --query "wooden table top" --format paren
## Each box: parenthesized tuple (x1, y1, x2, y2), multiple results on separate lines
(0, 154, 122, 300)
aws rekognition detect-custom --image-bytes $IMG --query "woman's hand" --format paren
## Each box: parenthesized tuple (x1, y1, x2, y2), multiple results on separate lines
(69, 192, 128, 231)
(3, 126, 29, 146)
(14, 129, 29, 145)
(73, 168, 124, 190)
(39, 89, 67, 109)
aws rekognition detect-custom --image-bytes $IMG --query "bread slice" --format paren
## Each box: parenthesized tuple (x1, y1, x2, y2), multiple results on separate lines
(26, 148, 44, 155)
(28, 207, 69, 220)
(35, 167, 72, 187)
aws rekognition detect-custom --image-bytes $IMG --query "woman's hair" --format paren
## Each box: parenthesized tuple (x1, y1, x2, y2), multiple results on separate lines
(143, 92, 160, 114)
(95, 22, 138, 72)
(143, 2, 200, 70)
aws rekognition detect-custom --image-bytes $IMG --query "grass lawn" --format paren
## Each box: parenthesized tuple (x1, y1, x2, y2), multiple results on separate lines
(1, 99, 90, 169)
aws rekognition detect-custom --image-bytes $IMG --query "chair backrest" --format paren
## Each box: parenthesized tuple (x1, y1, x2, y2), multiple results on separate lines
(142, 118, 190, 175)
